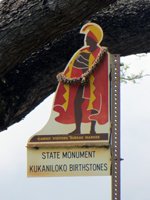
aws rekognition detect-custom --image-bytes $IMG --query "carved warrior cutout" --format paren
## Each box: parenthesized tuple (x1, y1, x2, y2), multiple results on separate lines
(28, 22, 111, 146)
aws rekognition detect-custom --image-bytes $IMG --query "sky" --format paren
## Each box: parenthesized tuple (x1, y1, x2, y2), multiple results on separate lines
(0, 53, 150, 200)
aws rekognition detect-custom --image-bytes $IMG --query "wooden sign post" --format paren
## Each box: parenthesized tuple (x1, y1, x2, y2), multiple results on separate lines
(27, 22, 121, 200)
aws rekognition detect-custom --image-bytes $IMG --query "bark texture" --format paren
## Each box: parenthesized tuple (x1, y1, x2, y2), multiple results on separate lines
(0, 0, 150, 131)
(0, 0, 115, 76)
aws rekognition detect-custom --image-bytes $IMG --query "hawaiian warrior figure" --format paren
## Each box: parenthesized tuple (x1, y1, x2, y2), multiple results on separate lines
(54, 22, 109, 135)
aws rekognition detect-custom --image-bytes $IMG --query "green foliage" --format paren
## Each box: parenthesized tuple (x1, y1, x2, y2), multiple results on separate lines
(120, 62, 150, 84)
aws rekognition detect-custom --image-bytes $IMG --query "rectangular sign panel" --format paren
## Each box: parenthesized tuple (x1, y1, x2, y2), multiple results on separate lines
(27, 147, 111, 177)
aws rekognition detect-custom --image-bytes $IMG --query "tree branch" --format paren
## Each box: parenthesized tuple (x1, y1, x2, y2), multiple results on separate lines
(0, 0, 116, 76)
(0, 0, 150, 131)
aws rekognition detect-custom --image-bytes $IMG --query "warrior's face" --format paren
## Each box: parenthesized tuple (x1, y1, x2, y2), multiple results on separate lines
(85, 36, 97, 51)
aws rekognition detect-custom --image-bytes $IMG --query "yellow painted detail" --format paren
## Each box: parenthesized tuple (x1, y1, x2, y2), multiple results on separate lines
(62, 84, 69, 111)
(62, 51, 79, 111)
(80, 23, 103, 44)
(88, 74, 96, 110)
(87, 54, 96, 109)
(88, 54, 95, 68)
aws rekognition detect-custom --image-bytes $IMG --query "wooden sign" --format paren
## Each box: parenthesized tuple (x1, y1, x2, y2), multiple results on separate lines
(27, 23, 121, 196)
(27, 22, 112, 148)
(27, 147, 111, 177)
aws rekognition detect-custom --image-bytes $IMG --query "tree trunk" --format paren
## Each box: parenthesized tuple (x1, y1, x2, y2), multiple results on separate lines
(0, 0, 150, 131)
